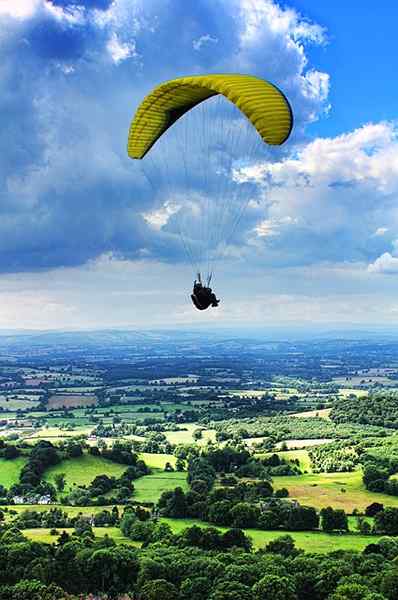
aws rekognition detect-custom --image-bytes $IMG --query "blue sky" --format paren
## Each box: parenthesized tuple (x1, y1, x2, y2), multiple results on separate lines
(0, 0, 398, 330)
(292, 0, 398, 137)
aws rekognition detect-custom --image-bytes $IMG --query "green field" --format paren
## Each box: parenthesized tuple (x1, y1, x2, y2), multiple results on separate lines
(276, 449, 312, 472)
(134, 470, 188, 503)
(3, 504, 125, 521)
(23, 527, 139, 546)
(0, 397, 39, 410)
(164, 424, 216, 445)
(0, 457, 27, 488)
(272, 470, 398, 512)
(139, 453, 177, 469)
(161, 518, 382, 553)
(44, 454, 127, 490)
(22, 519, 383, 554)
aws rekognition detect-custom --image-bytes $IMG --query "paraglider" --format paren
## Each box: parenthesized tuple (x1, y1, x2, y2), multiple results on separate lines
(128, 74, 293, 310)
(191, 274, 220, 310)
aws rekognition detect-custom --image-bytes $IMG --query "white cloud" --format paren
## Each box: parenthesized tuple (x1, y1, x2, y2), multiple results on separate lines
(230, 122, 398, 269)
(144, 201, 180, 229)
(239, 0, 326, 45)
(0, 0, 41, 19)
(192, 34, 218, 51)
(368, 252, 398, 274)
(106, 32, 137, 63)
(373, 227, 388, 236)
(255, 216, 298, 237)
(233, 0, 329, 128)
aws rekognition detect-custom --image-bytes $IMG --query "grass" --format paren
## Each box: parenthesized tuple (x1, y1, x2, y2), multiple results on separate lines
(276, 449, 312, 472)
(3, 504, 125, 521)
(272, 470, 398, 512)
(48, 394, 97, 409)
(19, 516, 382, 553)
(44, 454, 127, 490)
(139, 453, 177, 469)
(161, 517, 382, 553)
(0, 457, 27, 488)
(0, 397, 39, 410)
(23, 527, 139, 546)
(276, 438, 334, 450)
(339, 388, 369, 398)
(291, 408, 331, 419)
(134, 470, 188, 504)
(164, 424, 216, 445)
(28, 425, 94, 441)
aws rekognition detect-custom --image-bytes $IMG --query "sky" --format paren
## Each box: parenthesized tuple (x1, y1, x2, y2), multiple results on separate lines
(1, 0, 398, 330)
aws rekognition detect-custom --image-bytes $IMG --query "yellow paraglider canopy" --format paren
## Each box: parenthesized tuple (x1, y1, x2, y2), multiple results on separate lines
(128, 74, 293, 159)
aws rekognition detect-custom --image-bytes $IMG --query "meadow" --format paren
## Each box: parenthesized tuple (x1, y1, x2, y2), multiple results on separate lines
(44, 454, 127, 490)
(0, 457, 27, 488)
(20, 516, 383, 554)
(162, 518, 381, 553)
(48, 394, 97, 409)
(272, 470, 398, 512)
(133, 470, 188, 503)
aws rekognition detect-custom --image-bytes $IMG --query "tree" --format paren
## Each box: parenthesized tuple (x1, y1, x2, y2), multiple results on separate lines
(286, 506, 318, 531)
(208, 500, 233, 526)
(54, 473, 66, 493)
(380, 568, 398, 599)
(375, 508, 398, 535)
(320, 507, 348, 532)
(175, 458, 185, 472)
(365, 502, 384, 517)
(4, 446, 20, 460)
(210, 581, 254, 600)
(0, 580, 69, 600)
(161, 487, 188, 518)
(253, 575, 297, 600)
(329, 583, 385, 600)
(85, 546, 139, 594)
(229, 502, 260, 528)
(356, 516, 371, 535)
(222, 528, 252, 551)
(140, 579, 179, 600)
(180, 577, 212, 600)
(265, 535, 300, 558)
(74, 517, 93, 537)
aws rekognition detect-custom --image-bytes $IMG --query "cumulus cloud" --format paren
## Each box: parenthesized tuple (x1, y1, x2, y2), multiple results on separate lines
(106, 32, 137, 63)
(192, 34, 218, 51)
(368, 252, 398, 274)
(0, 0, 41, 19)
(0, 0, 330, 275)
(231, 122, 398, 268)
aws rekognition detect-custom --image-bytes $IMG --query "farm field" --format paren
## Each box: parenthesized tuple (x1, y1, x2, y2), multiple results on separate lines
(276, 449, 312, 472)
(272, 470, 398, 512)
(333, 376, 394, 386)
(21, 519, 383, 554)
(44, 454, 127, 490)
(291, 408, 331, 419)
(3, 504, 125, 520)
(134, 470, 188, 503)
(138, 452, 177, 469)
(28, 425, 94, 441)
(161, 518, 382, 553)
(48, 394, 97, 409)
(339, 388, 369, 398)
(0, 397, 39, 410)
(23, 527, 140, 546)
(275, 438, 334, 449)
(0, 457, 27, 488)
(164, 424, 216, 445)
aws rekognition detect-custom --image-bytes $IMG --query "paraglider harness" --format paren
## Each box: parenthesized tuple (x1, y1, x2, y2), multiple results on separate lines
(191, 273, 220, 311)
